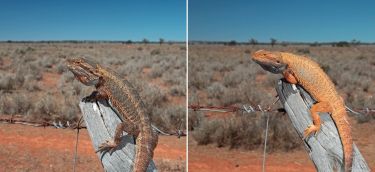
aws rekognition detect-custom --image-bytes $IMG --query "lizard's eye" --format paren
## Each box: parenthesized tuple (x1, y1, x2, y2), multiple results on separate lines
(276, 60, 280, 63)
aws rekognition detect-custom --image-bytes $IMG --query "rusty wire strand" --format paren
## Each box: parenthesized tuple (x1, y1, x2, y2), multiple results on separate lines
(188, 104, 375, 116)
(0, 116, 185, 137)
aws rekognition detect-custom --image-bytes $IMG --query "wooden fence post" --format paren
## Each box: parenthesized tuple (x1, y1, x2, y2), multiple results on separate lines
(276, 79, 370, 172)
(79, 99, 157, 172)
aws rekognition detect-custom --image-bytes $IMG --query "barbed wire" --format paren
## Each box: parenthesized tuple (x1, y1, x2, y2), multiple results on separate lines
(188, 104, 375, 116)
(0, 115, 186, 137)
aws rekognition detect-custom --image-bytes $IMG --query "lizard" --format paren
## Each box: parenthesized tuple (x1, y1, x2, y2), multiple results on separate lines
(67, 57, 158, 172)
(251, 50, 352, 172)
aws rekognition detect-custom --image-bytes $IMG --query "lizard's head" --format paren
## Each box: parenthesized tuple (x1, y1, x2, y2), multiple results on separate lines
(66, 57, 101, 86)
(251, 49, 286, 74)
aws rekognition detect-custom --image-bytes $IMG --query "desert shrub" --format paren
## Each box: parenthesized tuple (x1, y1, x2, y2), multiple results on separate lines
(220, 88, 243, 106)
(0, 74, 16, 91)
(192, 118, 222, 145)
(141, 84, 167, 108)
(25, 46, 35, 52)
(188, 70, 211, 89)
(164, 106, 186, 129)
(24, 74, 41, 91)
(15, 48, 27, 55)
(13, 93, 32, 114)
(25, 62, 43, 80)
(192, 114, 301, 151)
(38, 56, 57, 69)
(169, 85, 186, 96)
(310, 42, 321, 47)
(188, 111, 203, 131)
(72, 80, 83, 95)
(0, 93, 32, 115)
(149, 62, 166, 78)
(334, 41, 350, 47)
(226, 40, 237, 46)
(31, 94, 60, 121)
(152, 106, 185, 132)
(222, 65, 255, 87)
(59, 95, 80, 121)
(162, 70, 185, 86)
(297, 48, 310, 54)
(156, 159, 186, 172)
(207, 82, 225, 99)
(0, 94, 17, 114)
(56, 62, 66, 74)
(59, 72, 75, 86)
(222, 71, 243, 87)
(244, 49, 251, 54)
(15, 65, 26, 86)
(355, 114, 373, 124)
(238, 81, 275, 106)
(150, 49, 161, 56)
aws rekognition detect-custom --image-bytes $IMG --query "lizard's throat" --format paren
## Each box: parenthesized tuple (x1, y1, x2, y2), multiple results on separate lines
(258, 63, 286, 74)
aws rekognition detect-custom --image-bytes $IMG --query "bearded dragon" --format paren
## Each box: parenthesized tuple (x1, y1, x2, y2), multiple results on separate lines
(67, 57, 158, 172)
(252, 50, 352, 172)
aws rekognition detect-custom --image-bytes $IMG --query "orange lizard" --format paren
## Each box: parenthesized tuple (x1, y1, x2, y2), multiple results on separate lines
(252, 50, 352, 171)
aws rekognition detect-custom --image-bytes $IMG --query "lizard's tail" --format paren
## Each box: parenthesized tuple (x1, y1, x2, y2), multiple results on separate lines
(133, 128, 155, 172)
(332, 108, 353, 172)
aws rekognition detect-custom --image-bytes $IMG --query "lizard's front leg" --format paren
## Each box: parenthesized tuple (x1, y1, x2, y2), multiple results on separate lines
(283, 68, 298, 84)
(83, 87, 108, 102)
(96, 121, 139, 154)
(304, 101, 332, 139)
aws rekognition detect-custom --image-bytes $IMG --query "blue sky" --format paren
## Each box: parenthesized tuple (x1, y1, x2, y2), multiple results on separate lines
(0, 0, 186, 41)
(189, 0, 375, 42)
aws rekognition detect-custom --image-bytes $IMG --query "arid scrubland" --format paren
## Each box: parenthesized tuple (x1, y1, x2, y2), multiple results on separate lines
(0, 43, 186, 133)
(189, 44, 375, 151)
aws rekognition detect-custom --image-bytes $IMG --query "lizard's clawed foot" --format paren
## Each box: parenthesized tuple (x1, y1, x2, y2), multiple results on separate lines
(82, 92, 98, 102)
(96, 139, 118, 154)
(303, 125, 320, 139)
(82, 95, 96, 102)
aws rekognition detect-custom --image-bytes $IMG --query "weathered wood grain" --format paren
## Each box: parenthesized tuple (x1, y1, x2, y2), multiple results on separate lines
(79, 100, 157, 172)
(276, 79, 370, 172)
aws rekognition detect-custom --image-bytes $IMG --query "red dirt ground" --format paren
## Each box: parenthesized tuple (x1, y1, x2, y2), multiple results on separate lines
(189, 118, 375, 172)
(0, 123, 185, 172)
(40, 72, 61, 90)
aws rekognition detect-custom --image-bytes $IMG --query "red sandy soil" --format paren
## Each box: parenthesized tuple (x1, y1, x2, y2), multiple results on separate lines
(189, 118, 375, 172)
(0, 123, 185, 172)
(40, 72, 61, 89)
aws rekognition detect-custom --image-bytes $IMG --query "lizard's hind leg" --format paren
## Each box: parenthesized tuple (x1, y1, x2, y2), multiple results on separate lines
(96, 122, 139, 154)
(303, 101, 332, 139)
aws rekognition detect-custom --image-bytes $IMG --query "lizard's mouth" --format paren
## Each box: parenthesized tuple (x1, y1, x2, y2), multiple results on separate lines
(67, 64, 100, 86)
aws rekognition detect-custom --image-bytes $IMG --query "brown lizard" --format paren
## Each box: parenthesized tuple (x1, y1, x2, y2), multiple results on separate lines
(67, 57, 158, 172)
(252, 50, 352, 171)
